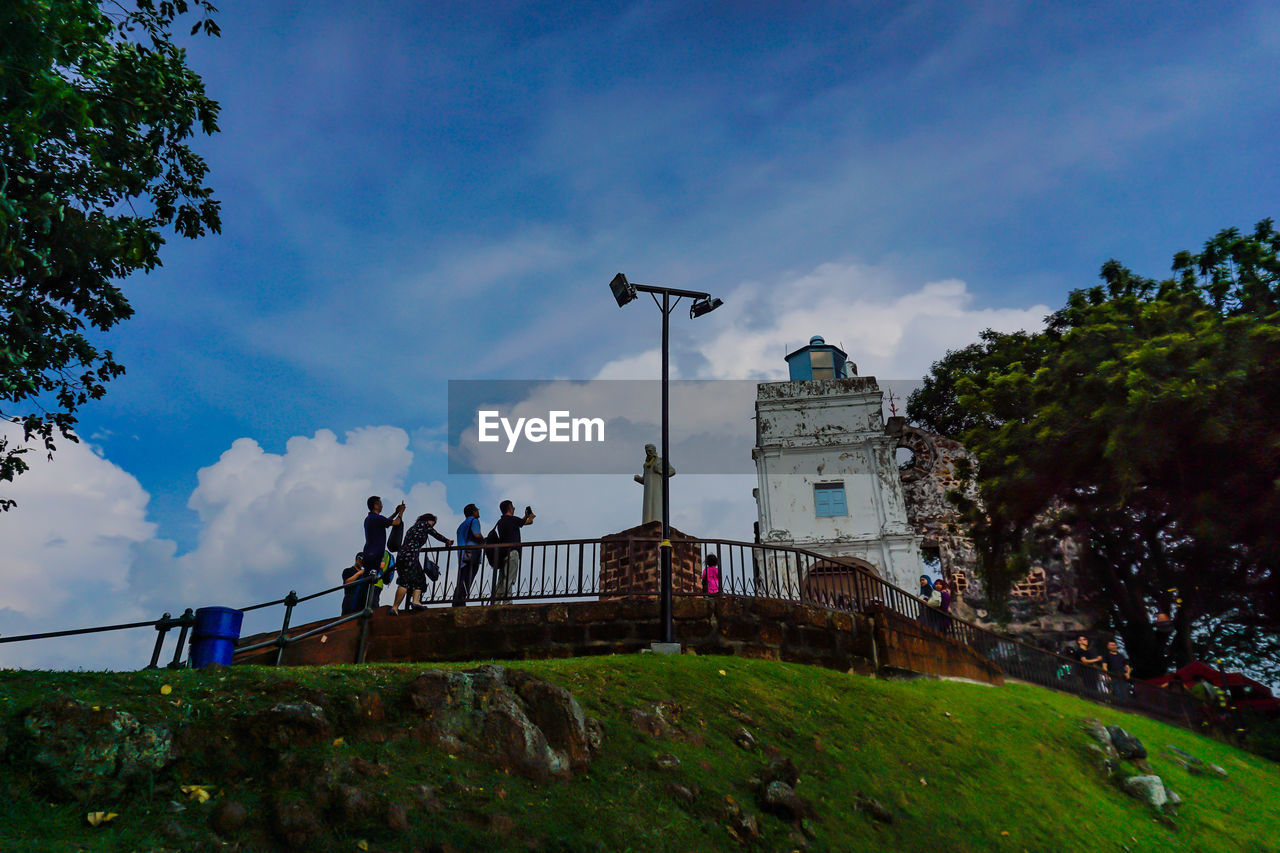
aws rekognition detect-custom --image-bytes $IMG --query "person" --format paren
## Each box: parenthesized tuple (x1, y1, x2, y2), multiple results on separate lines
(1102, 639, 1132, 698)
(340, 553, 370, 615)
(492, 500, 535, 604)
(930, 577, 952, 634)
(1064, 635, 1103, 692)
(703, 553, 721, 595)
(362, 495, 404, 608)
(917, 574, 934, 624)
(453, 504, 484, 607)
(392, 513, 452, 612)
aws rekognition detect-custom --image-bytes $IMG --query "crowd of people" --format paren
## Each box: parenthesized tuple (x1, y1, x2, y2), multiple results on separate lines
(340, 495, 535, 615)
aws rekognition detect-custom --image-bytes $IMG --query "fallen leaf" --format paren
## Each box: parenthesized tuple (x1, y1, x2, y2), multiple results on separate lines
(86, 812, 118, 827)
(333, 737, 346, 747)
(919, 778, 927, 785)
(718, 669, 727, 676)
(1001, 831, 1010, 836)
(180, 784, 213, 803)
(91, 706, 100, 711)
(160, 685, 172, 696)
(357, 841, 369, 851)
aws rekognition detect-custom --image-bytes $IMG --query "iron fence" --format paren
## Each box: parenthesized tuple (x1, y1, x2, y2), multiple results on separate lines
(0, 533, 1202, 724)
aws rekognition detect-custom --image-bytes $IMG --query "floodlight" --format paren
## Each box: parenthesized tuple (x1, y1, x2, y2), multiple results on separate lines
(610, 273, 637, 307)
(689, 296, 723, 319)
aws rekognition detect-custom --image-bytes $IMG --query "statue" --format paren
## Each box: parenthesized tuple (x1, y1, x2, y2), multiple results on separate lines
(634, 443, 675, 525)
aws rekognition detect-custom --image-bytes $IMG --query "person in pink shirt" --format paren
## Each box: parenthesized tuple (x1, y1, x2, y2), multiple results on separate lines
(703, 553, 721, 595)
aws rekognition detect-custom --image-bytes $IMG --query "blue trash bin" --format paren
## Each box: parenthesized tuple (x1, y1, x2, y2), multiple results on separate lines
(190, 606, 244, 668)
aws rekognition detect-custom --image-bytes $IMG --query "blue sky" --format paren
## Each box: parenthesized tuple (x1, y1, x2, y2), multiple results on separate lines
(2, 0, 1278, 667)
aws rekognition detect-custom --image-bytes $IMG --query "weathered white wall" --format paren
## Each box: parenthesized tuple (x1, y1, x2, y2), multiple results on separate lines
(753, 378, 923, 591)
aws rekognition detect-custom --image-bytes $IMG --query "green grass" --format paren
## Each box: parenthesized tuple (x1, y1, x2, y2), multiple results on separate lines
(2, 655, 1278, 852)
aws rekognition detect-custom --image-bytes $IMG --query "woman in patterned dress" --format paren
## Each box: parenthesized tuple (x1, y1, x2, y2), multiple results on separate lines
(391, 513, 452, 612)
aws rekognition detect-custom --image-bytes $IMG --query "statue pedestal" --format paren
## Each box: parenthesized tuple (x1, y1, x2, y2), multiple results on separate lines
(600, 520, 702, 597)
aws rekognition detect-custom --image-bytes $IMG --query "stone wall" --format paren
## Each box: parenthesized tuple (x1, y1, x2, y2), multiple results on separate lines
(234, 596, 1006, 686)
(599, 521, 702, 596)
(896, 424, 1101, 651)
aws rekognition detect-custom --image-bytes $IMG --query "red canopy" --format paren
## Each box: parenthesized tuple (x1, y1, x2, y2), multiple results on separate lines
(1147, 661, 1279, 712)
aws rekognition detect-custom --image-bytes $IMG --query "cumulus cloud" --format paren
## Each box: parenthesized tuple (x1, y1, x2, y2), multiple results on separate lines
(0, 425, 157, 669)
(687, 261, 1050, 381)
(1, 426, 465, 669)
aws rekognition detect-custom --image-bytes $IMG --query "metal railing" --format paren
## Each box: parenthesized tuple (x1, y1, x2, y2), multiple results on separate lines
(0, 533, 1202, 724)
(0, 608, 196, 670)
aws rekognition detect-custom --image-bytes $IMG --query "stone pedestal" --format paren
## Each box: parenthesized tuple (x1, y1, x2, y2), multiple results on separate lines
(600, 520, 702, 597)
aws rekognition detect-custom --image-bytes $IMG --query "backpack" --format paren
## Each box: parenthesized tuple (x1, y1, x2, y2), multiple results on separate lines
(484, 523, 501, 568)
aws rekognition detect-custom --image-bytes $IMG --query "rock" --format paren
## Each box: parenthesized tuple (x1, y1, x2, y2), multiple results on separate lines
(727, 707, 758, 727)
(1121, 775, 1168, 809)
(272, 798, 322, 849)
(764, 756, 800, 788)
(331, 784, 372, 825)
(386, 802, 410, 833)
(413, 784, 444, 814)
(760, 780, 808, 820)
(585, 718, 605, 752)
(507, 669, 593, 773)
(404, 665, 594, 781)
(1085, 743, 1119, 777)
(353, 691, 386, 724)
(732, 727, 757, 750)
(1106, 726, 1147, 761)
(1080, 718, 1111, 747)
(158, 819, 188, 841)
(209, 799, 248, 837)
(21, 699, 174, 801)
(1207, 764, 1228, 778)
(1164, 788, 1183, 811)
(653, 753, 682, 771)
(247, 701, 332, 750)
(626, 708, 669, 737)
(667, 782, 697, 807)
(854, 793, 894, 824)
(720, 795, 760, 843)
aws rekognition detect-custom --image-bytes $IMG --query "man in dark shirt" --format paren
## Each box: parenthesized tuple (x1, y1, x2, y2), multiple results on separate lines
(363, 495, 404, 608)
(492, 499, 535, 604)
(1064, 635, 1103, 692)
(341, 553, 369, 615)
(1102, 639, 1132, 698)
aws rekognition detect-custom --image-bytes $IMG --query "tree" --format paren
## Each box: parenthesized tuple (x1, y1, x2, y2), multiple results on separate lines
(1, 0, 221, 509)
(908, 220, 1280, 679)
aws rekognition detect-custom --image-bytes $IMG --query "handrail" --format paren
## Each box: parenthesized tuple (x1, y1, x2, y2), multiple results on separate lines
(0, 533, 1208, 726)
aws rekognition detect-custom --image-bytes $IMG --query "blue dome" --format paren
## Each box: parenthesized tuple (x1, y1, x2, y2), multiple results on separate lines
(809, 335, 825, 346)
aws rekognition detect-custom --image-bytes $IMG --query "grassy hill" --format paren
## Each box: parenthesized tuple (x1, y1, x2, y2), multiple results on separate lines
(1, 654, 1278, 852)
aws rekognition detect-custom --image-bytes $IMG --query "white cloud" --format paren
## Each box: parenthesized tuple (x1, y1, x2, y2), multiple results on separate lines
(0, 425, 156, 668)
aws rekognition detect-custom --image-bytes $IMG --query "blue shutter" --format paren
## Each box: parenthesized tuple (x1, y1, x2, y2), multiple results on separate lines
(814, 483, 846, 517)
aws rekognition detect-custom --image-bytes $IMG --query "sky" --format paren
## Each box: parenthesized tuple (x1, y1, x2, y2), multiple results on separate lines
(2, 0, 1278, 668)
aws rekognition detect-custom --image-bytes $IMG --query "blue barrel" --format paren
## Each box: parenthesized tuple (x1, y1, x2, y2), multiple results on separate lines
(190, 606, 244, 668)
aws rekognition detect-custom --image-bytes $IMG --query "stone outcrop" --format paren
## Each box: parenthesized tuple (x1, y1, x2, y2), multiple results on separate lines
(403, 664, 597, 781)
(21, 699, 173, 801)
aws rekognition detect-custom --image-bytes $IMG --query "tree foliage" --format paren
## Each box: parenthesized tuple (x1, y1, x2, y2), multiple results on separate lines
(908, 220, 1280, 678)
(1, 0, 220, 509)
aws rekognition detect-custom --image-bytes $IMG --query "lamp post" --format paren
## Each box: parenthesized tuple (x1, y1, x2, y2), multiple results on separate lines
(609, 273, 723, 646)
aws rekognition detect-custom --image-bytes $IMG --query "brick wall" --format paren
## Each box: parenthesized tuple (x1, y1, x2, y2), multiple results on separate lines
(598, 521, 702, 596)
(234, 595, 1005, 686)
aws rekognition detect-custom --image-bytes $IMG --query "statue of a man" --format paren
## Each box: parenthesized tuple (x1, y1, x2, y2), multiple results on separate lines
(634, 443, 675, 525)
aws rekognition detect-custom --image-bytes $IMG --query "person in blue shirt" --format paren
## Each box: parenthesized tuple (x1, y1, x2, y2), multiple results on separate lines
(452, 503, 484, 607)
(363, 495, 404, 607)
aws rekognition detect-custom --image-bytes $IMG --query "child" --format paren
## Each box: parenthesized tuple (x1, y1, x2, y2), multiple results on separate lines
(703, 553, 721, 595)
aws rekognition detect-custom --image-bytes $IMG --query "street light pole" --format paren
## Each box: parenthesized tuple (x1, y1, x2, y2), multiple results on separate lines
(608, 274, 723, 648)
(659, 289, 672, 644)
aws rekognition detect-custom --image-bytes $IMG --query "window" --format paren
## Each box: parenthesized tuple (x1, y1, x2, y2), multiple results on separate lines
(814, 482, 847, 517)
(810, 349, 834, 380)
(921, 545, 942, 573)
